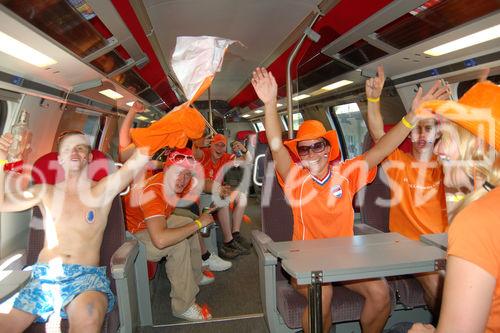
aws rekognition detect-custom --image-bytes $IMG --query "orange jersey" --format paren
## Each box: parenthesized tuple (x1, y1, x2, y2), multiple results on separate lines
(199, 147, 235, 181)
(124, 172, 196, 233)
(277, 155, 376, 240)
(448, 187, 500, 333)
(383, 149, 447, 240)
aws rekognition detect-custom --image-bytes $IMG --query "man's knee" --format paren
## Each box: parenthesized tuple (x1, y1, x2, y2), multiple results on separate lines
(67, 293, 107, 329)
(366, 280, 391, 309)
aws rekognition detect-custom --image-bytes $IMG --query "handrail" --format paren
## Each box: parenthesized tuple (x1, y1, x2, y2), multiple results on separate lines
(286, 11, 322, 139)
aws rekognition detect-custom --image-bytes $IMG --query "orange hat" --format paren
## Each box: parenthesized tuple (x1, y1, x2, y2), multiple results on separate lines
(212, 134, 227, 146)
(284, 120, 340, 161)
(418, 81, 500, 151)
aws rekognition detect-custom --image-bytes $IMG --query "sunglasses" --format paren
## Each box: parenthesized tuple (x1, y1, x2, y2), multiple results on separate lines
(169, 153, 196, 165)
(297, 141, 327, 156)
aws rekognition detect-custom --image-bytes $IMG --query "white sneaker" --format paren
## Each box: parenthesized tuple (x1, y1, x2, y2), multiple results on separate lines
(199, 270, 215, 286)
(202, 254, 232, 271)
(175, 303, 212, 321)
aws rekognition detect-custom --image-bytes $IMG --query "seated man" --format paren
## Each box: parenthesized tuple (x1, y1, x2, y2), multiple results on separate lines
(0, 130, 149, 332)
(193, 134, 252, 259)
(123, 148, 215, 321)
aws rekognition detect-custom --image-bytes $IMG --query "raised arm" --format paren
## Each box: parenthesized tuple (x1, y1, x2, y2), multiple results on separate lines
(365, 81, 450, 169)
(92, 147, 150, 202)
(192, 135, 210, 161)
(0, 133, 42, 212)
(119, 101, 145, 162)
(366, 66, 386, 143)
(251, 68, 292, 180)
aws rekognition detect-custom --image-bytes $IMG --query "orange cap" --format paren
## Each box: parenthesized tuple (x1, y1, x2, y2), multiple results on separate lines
(284, 120, 340, 161)
(418, 81, 500, 151)
(212, 134, 227, 146)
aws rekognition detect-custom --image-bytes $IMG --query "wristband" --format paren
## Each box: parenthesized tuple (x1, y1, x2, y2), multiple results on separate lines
(194, 219, 203, 230)
(401, 116, 416, 129)
(367, 97, 380, 103)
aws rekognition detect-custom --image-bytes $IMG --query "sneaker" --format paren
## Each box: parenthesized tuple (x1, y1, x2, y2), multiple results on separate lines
(199, 269, 215, 286)
(175, 303, 212, 321)
(203, 254, 232, 271)
(224, 239, 250, 256)
(233, 233, 252, 249)
(218, 243, 240, 259)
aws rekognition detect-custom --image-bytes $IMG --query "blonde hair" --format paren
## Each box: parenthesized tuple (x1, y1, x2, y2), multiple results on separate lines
(441, 122, 500, 217)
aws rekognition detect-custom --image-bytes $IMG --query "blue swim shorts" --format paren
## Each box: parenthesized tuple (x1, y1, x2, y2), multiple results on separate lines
(13, 263, 115, 323)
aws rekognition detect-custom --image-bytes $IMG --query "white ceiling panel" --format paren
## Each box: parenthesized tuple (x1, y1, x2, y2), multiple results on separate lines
(143, 0, 321, 101)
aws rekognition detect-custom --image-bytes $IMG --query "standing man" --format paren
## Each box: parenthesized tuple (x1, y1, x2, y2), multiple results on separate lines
(366, 66, 449, 314)
(193, 134, 252, 259)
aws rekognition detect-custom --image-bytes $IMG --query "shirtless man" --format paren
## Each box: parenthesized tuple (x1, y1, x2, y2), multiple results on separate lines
(0, 131, 149, 332)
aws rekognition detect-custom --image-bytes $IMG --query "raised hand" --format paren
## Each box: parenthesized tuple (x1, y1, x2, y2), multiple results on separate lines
(130, 101, 145, 113)
(365, 65, 385, 99)
(411, 80, 450, 114)
(251, 67, 278, 105)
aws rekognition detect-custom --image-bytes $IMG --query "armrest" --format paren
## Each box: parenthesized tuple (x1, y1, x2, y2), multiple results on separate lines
(252, 230, 277, 266)
(111, 239, 139, 279)
(354, 223, 384, 235)
(0, 249, 26, 271)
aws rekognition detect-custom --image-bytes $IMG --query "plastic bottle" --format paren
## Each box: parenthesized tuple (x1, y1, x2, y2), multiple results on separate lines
(7, 110, 29, 163)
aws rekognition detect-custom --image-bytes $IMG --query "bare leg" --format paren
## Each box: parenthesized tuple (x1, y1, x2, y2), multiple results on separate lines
(217, 206, 233, 243)
(414, 272, 443, 316)
(198, 232, 208, 254)
(66, 291, 108, 333)
(231, 191, 248, 234)
(343, 279, 391, 333)
(0, 308, 36, 333)
(292, 278, 333, 333)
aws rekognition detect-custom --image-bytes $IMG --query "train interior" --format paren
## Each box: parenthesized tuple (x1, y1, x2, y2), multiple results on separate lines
(0, 0, 499, 332)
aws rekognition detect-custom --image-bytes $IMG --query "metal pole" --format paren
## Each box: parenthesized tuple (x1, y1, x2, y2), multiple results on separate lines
(286, 12, 322, 139)
(308, 272, 323, 333)
(208, 86, 213, 127)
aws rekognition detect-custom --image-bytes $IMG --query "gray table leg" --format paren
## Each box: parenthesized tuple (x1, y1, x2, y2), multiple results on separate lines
(308, 271, 323, 333)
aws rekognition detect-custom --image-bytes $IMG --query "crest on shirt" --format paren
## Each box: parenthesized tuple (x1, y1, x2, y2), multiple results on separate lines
(330, 184, 342, 198)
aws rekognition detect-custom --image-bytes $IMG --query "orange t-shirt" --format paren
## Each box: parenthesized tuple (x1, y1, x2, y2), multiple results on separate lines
(199, 147, 235, 182)
(382, 149, 447, 240)
(448, 187, 500, 333)
(124, 172, 195, 233)
(277, 155, 376, 240)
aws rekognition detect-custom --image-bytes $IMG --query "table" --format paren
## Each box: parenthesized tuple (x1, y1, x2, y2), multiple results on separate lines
(267, 233, 446, 333)
(0, 270, 31, 302)
(420, 233, 448, 251)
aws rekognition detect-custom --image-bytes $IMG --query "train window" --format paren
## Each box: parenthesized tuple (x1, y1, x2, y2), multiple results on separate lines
(82, 114, 101, 148)
(0, 100, 7, 134)
(254, 121, 265, 132)
(283, 113, 304, 131)
(112, 69, 149, 94)
(338, 40, 387, 67)
(90, 51, 127, 75)
(331, 103, 367, 158)
(2, 0, 107, 58)
(375, 0, 499, 49)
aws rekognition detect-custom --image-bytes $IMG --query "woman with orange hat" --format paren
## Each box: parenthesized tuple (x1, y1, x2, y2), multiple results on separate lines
(409, 80, 500, 333)
(252, 67, 431, 333)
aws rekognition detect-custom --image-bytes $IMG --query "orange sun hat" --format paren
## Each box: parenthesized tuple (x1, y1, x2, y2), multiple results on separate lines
(284, 120, 340, 161)
(418, 81, 500, 151)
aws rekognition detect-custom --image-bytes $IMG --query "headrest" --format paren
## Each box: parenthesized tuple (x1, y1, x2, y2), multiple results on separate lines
(32, 150, 111, 185)
(258, 131, 268, 144)
(236, 130, 255, 141)
(384, 124, 412, 153)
